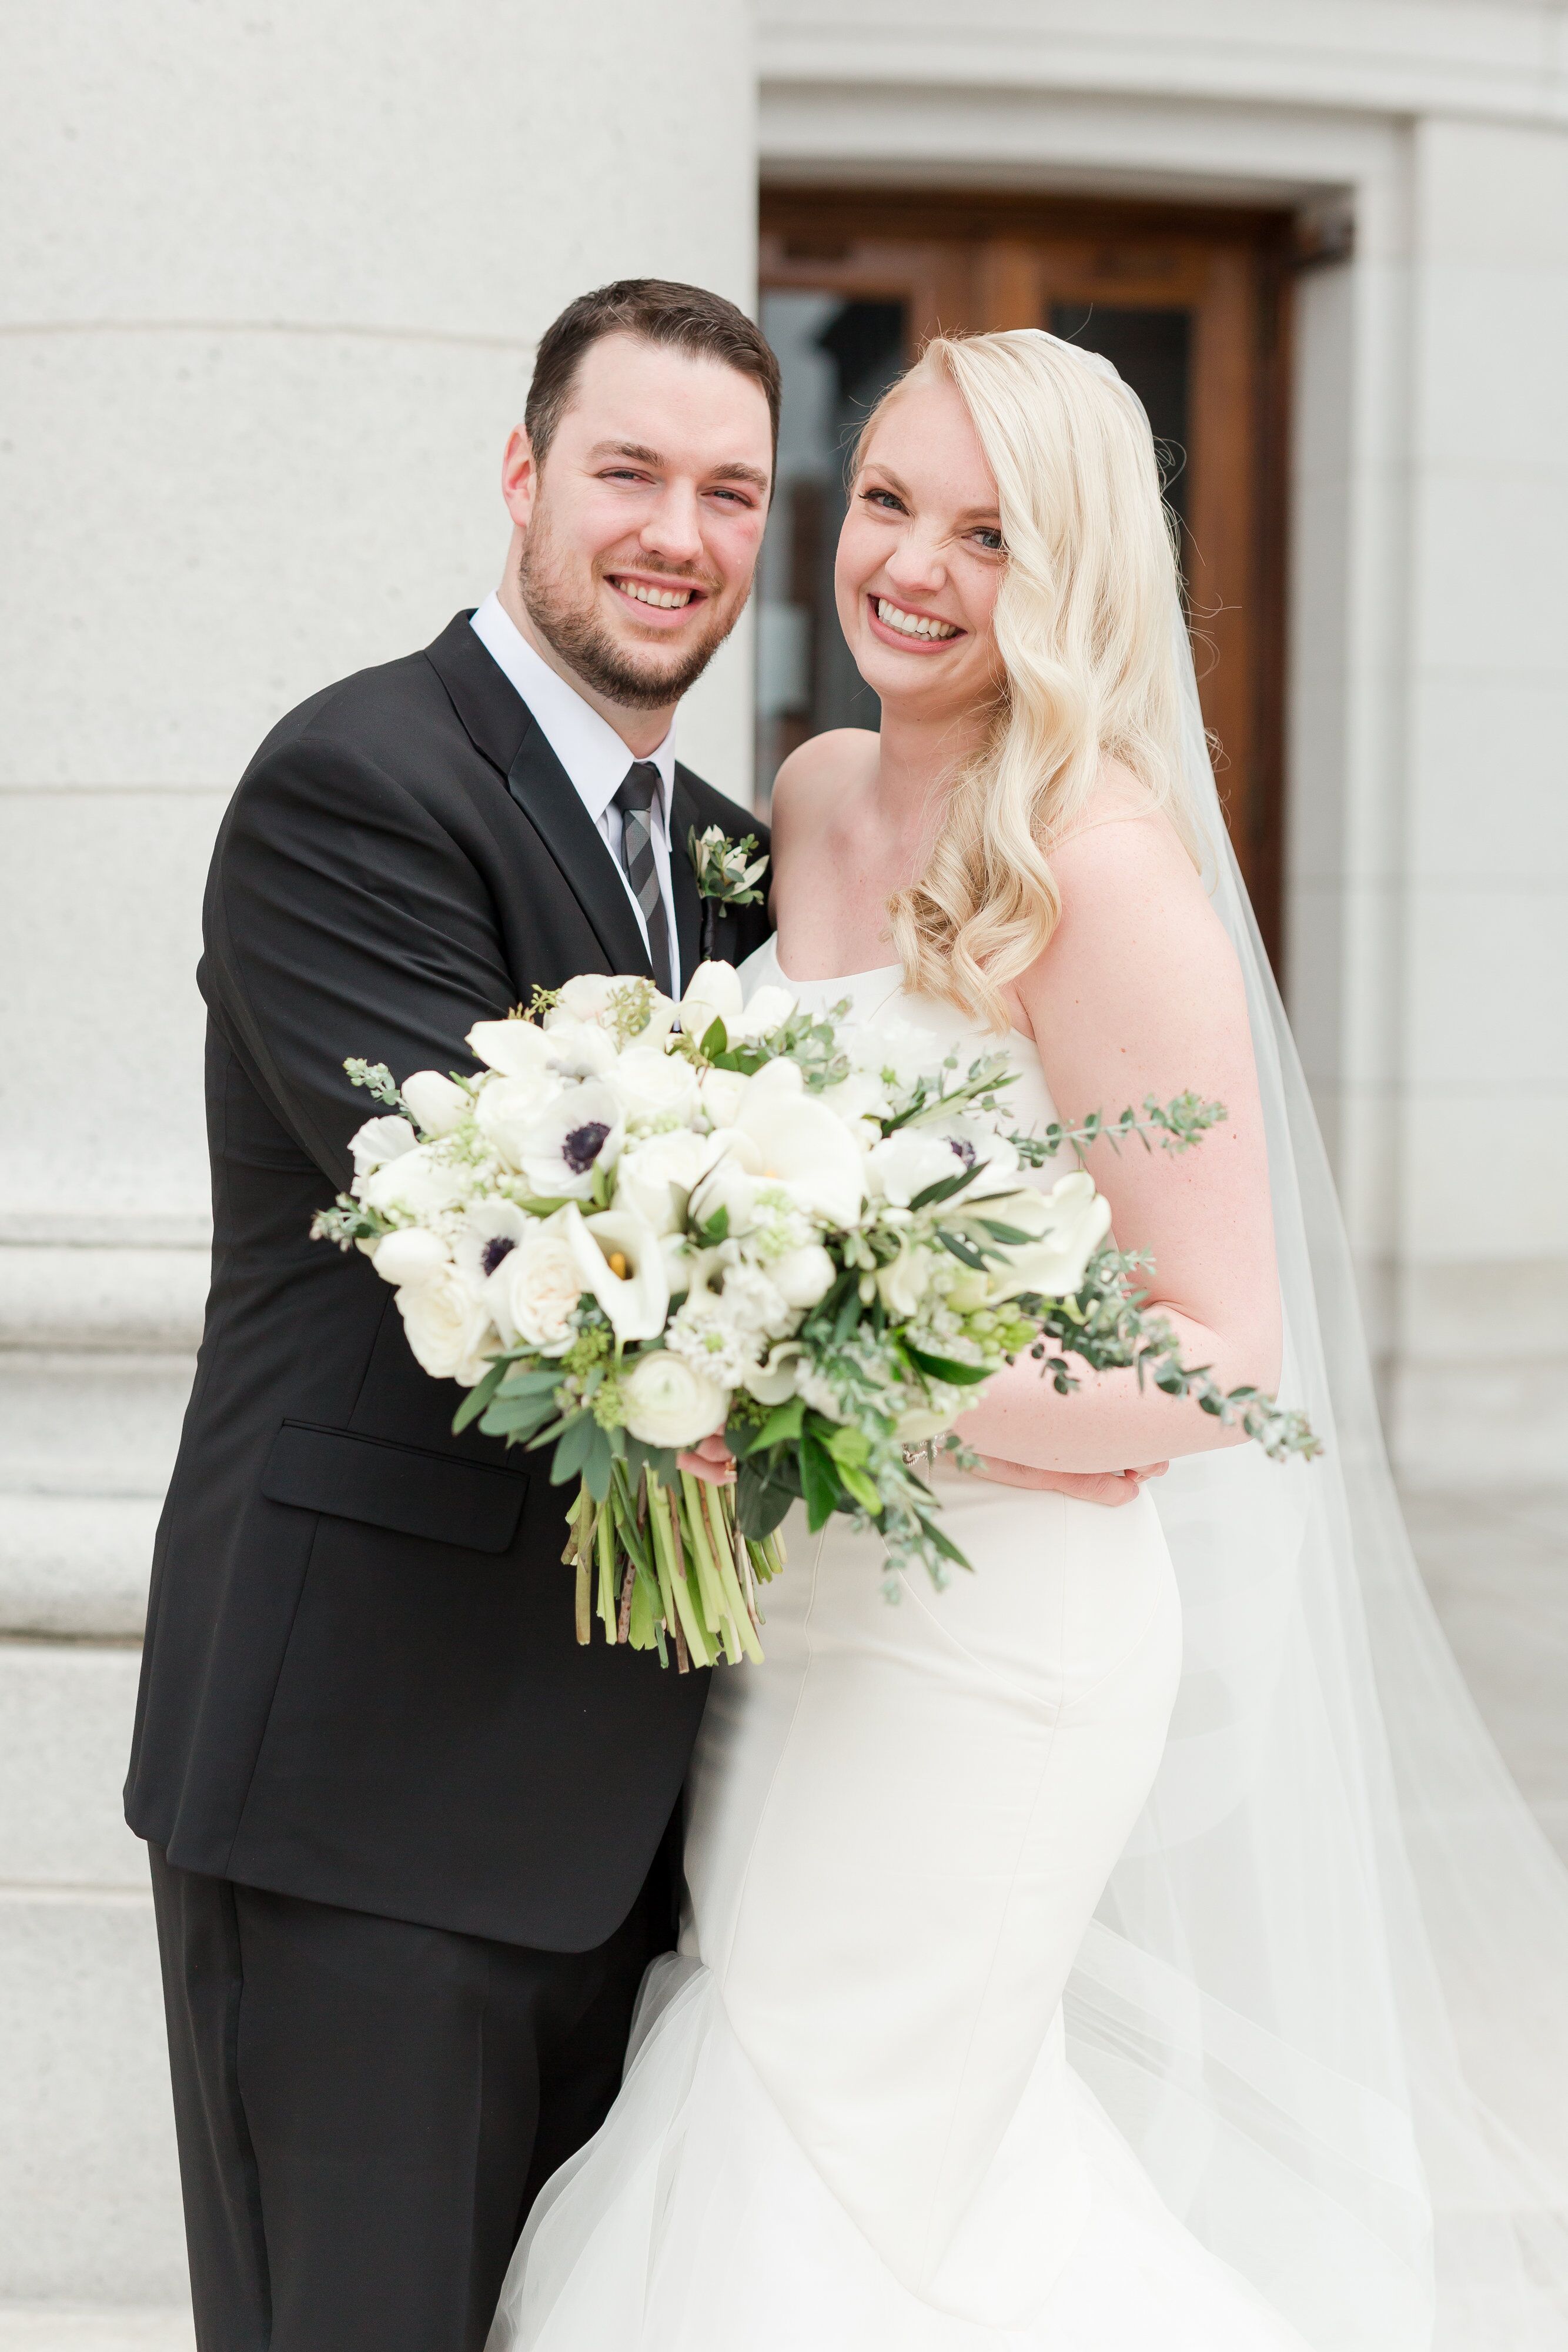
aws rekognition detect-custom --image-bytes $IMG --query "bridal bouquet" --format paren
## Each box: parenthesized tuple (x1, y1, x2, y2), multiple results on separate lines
(313, 962, 1316, 1669)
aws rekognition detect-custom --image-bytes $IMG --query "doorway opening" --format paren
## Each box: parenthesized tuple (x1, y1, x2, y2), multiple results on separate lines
(756, 189, 1293, 970)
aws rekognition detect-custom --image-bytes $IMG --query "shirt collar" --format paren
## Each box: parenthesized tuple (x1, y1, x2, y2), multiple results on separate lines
(469, 592, 675, 829)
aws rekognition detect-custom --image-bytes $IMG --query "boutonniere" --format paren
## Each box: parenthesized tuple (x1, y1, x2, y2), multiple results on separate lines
(688, 824, 769, 957)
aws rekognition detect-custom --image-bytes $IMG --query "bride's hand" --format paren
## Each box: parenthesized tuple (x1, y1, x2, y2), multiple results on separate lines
(971, 1456, 1168, 1508)
(677, 1435, 737, 1486)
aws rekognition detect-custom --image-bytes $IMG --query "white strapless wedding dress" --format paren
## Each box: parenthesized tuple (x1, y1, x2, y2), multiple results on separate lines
(489, 947, 1310, 2351)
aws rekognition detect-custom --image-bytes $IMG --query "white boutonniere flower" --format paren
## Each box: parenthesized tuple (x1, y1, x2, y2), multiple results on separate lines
(688, 824, 769, 956)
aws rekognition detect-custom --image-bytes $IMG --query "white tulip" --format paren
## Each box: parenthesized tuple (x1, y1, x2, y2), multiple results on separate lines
(620, 1350, 730, 1449)
(565, 1207, 670, 1343)
(466, 1019, 555, 1081)
(350, 1115, 417, 1180)
(734, 982, 797, 1039)
(680, 959, 744, 1045)
(516, 1082, 625, 1202)
(487, 1210, 586, 1353)
(735, 1090, 865, 1228)
(770, 1243, 837, 1308)
(370, 1228, 452, 1288)
(395, 1267, 496, 1387)
(614, 1129, 714, 1235)
(400, 1070, 470, 1138)
(697, 1065, 751, 1127)
(604, 1045, 699, 1129)
(361, 1143, 471, 1218)
(987, 1172, 1112, 1302)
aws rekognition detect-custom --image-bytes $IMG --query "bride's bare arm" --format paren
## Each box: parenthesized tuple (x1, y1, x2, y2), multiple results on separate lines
(956, 802, 1281, 1475)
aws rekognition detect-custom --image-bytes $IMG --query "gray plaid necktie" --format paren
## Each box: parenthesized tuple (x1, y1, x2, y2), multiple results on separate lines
(612, 761, 673, 998)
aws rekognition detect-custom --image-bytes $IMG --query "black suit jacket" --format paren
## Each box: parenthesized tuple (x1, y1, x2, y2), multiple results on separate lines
(125, 613, 772, 1949)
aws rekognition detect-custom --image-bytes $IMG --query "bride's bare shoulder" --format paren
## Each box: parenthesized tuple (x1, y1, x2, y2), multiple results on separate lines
(768, 729, 879, 854)
(1051, 759, 1206, 903)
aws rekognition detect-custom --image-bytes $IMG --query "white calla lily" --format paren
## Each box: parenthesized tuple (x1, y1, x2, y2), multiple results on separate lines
(566, 1207, 670, 1343)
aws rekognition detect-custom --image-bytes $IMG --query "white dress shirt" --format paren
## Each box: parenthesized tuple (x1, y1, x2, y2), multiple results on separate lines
(470, 591, 682, 995)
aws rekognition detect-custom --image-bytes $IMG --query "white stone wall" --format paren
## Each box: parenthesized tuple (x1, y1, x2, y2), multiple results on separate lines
(0, 0, 756, 2304)
(758, 0, 1568, 1485)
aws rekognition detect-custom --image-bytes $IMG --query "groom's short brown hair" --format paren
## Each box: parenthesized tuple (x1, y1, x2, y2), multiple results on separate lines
(525, 279, 781, 468)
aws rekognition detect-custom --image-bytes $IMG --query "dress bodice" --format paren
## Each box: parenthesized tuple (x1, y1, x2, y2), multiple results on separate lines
(737, 935, 1065, 1173)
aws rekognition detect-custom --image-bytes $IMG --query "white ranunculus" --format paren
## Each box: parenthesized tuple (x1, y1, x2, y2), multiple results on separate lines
(735, 1090, 865, 1228)
(865, 1128, 964, 1208)
(614, 1129, 714, 1235)
(605, 1045, 699, 1129)
(734, 982, 796, 1039)
(400, 1070, 470, 1138)
(987, 1172, 1112, 1302)
(876, 1244, 931, 1319)
(350, 1115, 417, 1180)
(697, 1065, 751, 1127)
(361, 1142, 471, 1218)
(487, 1210, 586, 1352)
(474, 1073, 564, 1171)
(370, 1227, 452, 1288)
(466, 1018, 556, 1081)
(396, 1267, 496, 1387)
(770, 1243, 837, 1308)
(516, 1082, 625, 1202)
(566, 1207, 670, 1342)
(680, 959, 744, 1045)
(620, 1349, 730, 1449)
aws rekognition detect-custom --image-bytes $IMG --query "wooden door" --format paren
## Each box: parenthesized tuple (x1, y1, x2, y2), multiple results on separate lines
(757, 191, 1292, 968)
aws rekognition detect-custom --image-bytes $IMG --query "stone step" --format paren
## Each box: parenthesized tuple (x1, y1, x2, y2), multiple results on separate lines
(0, 1643, 146, 1887)
(0, 1496, 158, 1639)
(0, 1247, 208, 1355)
(0, 1892, 185, 2303)
(0, 1355, 191, 1503)
(0, 2313, 193, 2350)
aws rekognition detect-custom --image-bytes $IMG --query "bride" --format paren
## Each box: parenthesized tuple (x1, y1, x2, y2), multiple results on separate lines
(490, 333, 1568, 2347)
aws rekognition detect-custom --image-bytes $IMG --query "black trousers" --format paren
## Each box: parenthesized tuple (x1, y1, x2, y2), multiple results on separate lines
(148, 1845, 661, 2352)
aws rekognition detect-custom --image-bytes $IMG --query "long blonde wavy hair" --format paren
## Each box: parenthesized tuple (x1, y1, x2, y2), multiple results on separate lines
(868, 330, 1202, 1027)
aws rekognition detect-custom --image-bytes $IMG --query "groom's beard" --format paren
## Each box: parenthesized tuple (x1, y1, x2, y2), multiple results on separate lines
(517, 519, 739, 711)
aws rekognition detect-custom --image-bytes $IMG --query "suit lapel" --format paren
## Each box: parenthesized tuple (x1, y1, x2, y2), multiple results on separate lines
(670, 770, 704, 984)
(423, 613, 653, 982)
(506, 721, 653, 981)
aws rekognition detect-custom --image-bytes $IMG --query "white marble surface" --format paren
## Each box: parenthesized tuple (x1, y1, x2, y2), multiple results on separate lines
(0, 2317, 192, 2351)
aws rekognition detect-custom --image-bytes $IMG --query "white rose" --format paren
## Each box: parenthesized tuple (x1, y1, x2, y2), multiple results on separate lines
(516, 1082, 625, 1202)
(396, 1267, 496, 1386)
(350, 1115, 417, 1180)
(987, 1172, 1112, 1302)
(614, 1129, 714, 1235)
(865, 1128, 968, 1208)
(487, 1211, 585, 1352)
(679, 959, 744, 1046)
(466, 1018, 555, 1081)
(770, 1243, 836, 1308)
(620, 1349, 730, 1448)
(371, 1228, 452, 1288)
(361, 1142, 471, 1218)
(604, 1045, 699, 1129)
(475, 1074, 564, 1171)
(734, 982, 797, 1039)
(875, 1244, 931, 1319)
(697, 1065, 751, 1127)
(400, 1070, 470, 1138)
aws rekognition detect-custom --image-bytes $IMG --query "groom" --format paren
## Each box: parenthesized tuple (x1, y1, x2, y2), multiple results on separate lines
(125, 280, 778, 2351)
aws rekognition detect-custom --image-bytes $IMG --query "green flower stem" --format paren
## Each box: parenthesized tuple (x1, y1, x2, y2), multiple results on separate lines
(680, 1472, 741, 1665)
(698, 1476, 764, 1665)
(648, 1472, 712, 1671)
(595, 1498, 617, 1643)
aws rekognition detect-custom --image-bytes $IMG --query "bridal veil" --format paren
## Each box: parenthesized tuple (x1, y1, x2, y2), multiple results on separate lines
(1055, 335, 1568, 2347)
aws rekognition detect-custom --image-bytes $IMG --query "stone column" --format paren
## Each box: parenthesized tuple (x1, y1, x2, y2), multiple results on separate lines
(1389, 115, 1568, 1484)
(0, 0, 756, 2302)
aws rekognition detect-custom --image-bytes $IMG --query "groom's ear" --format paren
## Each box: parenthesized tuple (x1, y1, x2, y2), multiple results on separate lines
(501, 426, 539, 534)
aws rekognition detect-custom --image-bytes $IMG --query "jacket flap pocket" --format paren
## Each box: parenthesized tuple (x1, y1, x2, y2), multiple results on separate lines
(262, 1421, 529, 1556)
